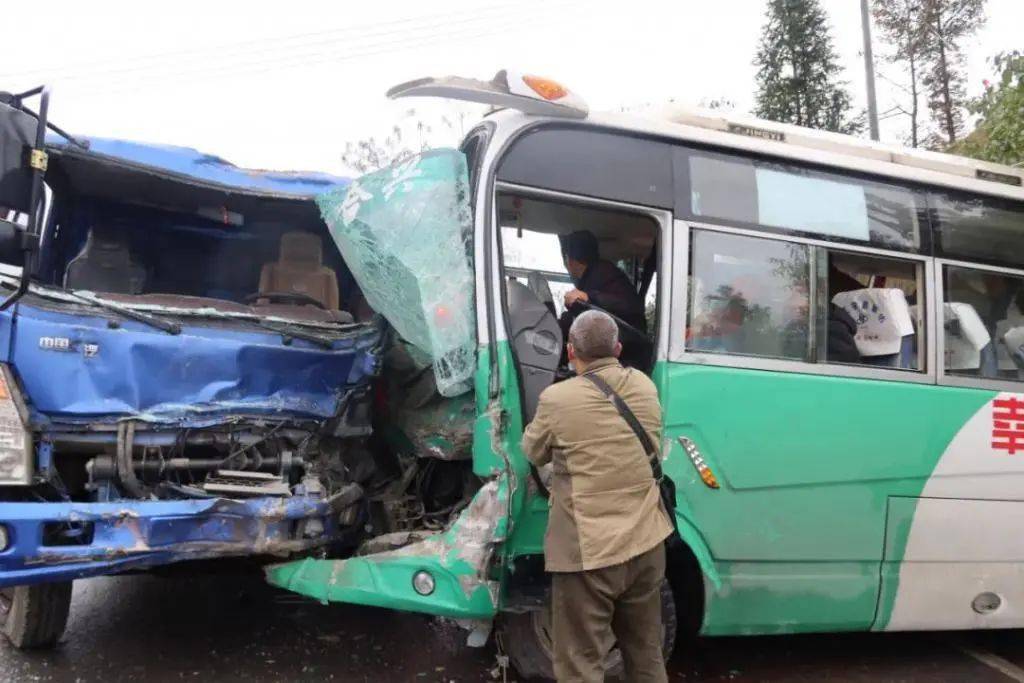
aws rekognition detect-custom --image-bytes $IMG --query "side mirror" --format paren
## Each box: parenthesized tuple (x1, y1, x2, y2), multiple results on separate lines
(0, 87, 48, 310)
(0, 98, 37, 214)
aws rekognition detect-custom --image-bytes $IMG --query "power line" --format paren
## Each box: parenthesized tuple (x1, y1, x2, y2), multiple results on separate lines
(1, 2, 553, 85)
(59, 4, 584, 96)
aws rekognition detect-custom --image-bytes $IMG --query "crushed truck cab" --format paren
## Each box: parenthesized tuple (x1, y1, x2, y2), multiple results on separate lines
(0, 91, 390, 647)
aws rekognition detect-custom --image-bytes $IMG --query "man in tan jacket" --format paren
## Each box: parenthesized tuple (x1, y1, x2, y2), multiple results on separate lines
(522, 310, 672, 683)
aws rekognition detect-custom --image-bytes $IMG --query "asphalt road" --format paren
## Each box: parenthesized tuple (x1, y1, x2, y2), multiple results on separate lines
(5, 570, 1024, 682)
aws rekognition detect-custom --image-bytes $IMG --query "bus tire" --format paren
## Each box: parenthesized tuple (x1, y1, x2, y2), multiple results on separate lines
(500, 579, 676, 681)
(0, 582, 73, 649)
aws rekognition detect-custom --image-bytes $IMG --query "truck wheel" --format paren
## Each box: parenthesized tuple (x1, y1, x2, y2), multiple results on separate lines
(500, 580, 676, 681)
(0, 582, 73, 649)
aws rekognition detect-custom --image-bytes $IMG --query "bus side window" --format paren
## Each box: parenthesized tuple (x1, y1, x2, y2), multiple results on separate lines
(943, 265, 1024, 381)
(823, 252, 924, 371)
(686, 230, 810, 361)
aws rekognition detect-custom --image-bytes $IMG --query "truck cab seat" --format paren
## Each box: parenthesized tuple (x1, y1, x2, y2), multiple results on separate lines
(64, 226, 146, 294)
(258, 231, 339, 310)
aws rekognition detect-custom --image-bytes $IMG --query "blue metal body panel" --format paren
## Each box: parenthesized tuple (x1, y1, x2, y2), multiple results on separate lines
(0, 299, 378, 584)
(0, 496, 339, 587)
(3, 302, 378, 426)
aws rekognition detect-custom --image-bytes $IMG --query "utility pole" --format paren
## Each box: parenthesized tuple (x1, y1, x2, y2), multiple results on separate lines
(860, 0, 881, 140)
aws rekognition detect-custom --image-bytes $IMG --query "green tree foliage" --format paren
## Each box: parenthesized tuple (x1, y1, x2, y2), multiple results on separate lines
(872, 0, 928, 147)
(955, 52, 1024, 166)
(917, 0, 986, 146)
(341, 109, 471, 174)
(754, 0, 860, 134)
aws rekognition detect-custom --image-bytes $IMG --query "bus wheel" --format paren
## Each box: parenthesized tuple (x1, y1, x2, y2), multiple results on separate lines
(0, 582, 73, 649)
(499, 580, 676, 681)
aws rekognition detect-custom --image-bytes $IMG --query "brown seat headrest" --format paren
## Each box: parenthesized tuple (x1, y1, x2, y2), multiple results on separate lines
(279, 231, 323, 265)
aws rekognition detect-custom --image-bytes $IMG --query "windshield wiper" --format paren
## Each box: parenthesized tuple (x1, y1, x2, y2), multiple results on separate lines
(253, 319, 335, 348)
(66, 290, 182, 335)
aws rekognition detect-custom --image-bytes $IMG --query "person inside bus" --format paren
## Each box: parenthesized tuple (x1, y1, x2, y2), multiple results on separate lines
(559, 230, 647, 364)
(825, 262, 864, 363)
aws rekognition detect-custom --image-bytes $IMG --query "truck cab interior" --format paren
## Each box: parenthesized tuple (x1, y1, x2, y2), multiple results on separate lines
(497, 190, 660, 421)
(35, 144, 361, 326)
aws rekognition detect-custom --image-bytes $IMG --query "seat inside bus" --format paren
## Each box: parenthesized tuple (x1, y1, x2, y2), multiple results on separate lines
(832, 287, 917, 369)
(827, 253, 922, 370)
(505, 279, 562, 422)
(945, 302, 997, 375)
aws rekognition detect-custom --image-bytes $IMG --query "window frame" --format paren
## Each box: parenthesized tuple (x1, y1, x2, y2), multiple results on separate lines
(674, 145, 931, 256)
(495, 180, 674, 366)
(669, 219, 937, 386)
(936, 257, 1024, 393)
(928, 188, 1024, 271)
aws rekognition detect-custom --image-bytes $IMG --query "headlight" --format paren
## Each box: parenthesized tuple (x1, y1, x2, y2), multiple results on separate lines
(0, 365, 31, 485)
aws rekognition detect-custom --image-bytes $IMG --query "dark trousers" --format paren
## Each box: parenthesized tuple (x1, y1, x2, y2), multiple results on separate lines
(551, 544, 668, 683)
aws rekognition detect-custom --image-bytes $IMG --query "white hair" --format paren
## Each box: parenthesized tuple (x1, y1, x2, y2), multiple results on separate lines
(568, 310, 619, 361)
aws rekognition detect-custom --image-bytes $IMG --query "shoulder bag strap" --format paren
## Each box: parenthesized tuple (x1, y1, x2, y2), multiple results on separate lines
(583, 372, 663, 481)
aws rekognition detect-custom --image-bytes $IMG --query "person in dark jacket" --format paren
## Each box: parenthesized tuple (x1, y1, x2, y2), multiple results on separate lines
(828, 304, 861, 363)
(559, 231, 647, 366)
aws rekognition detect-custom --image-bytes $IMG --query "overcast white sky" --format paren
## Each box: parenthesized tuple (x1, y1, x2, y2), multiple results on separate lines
(3, 0, 1020, 175)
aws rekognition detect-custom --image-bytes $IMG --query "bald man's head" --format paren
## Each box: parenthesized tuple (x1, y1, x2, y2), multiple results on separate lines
(568, 310, 620, 363)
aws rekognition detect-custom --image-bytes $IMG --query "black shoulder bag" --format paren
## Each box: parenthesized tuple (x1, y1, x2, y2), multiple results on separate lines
(583, 373, 680, 543)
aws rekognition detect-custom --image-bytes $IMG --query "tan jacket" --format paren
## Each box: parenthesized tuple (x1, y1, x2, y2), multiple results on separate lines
(521, 358, 672, 573)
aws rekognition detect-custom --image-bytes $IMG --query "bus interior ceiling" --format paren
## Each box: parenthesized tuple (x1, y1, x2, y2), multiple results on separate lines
(498, 193, 658, 266)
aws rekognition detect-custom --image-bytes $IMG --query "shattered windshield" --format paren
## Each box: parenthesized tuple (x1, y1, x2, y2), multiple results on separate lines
(317, 150, 476, 396)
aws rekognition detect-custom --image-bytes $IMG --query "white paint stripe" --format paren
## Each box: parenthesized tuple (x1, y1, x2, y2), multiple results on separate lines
(959, 645, 1024, 682)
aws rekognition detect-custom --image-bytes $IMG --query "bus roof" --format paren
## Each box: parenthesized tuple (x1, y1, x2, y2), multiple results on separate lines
(662, 106, 1020, 188)
(568, 106, 1024, 203)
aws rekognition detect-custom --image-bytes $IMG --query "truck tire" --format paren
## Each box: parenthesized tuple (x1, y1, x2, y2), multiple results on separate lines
(0, 582, 73, 649)
(500, 580, 676, 681)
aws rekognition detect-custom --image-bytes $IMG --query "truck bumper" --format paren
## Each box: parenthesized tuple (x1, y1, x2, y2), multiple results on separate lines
(0, 496, 336, 587)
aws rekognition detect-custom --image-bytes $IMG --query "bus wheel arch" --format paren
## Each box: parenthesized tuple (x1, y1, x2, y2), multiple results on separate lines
(665, 539, 706, 642)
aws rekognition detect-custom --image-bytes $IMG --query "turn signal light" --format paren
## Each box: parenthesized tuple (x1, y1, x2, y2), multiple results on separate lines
(678, 436, 719, 490)
(522, 75, 568, 101)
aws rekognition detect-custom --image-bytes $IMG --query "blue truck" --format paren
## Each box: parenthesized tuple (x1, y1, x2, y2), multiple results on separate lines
(0, 88, 388, 647)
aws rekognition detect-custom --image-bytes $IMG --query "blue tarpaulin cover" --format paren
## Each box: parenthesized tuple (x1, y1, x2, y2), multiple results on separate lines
(46, 135, 349, 198)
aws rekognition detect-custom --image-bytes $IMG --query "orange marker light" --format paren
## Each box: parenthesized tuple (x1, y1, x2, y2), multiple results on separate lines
(699, 468, 720, 490)
(522, 75, 568, 101)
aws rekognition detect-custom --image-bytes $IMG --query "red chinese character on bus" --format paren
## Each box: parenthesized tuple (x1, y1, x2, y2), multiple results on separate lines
(992, 397, 1024, 454)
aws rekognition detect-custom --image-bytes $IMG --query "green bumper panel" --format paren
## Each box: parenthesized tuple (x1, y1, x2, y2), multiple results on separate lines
(265, 553, 497, 619)
(266, 474, 509, 620)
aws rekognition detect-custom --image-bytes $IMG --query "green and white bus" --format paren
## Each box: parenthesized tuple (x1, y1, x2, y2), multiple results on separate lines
(267, 71, 1024, 679)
